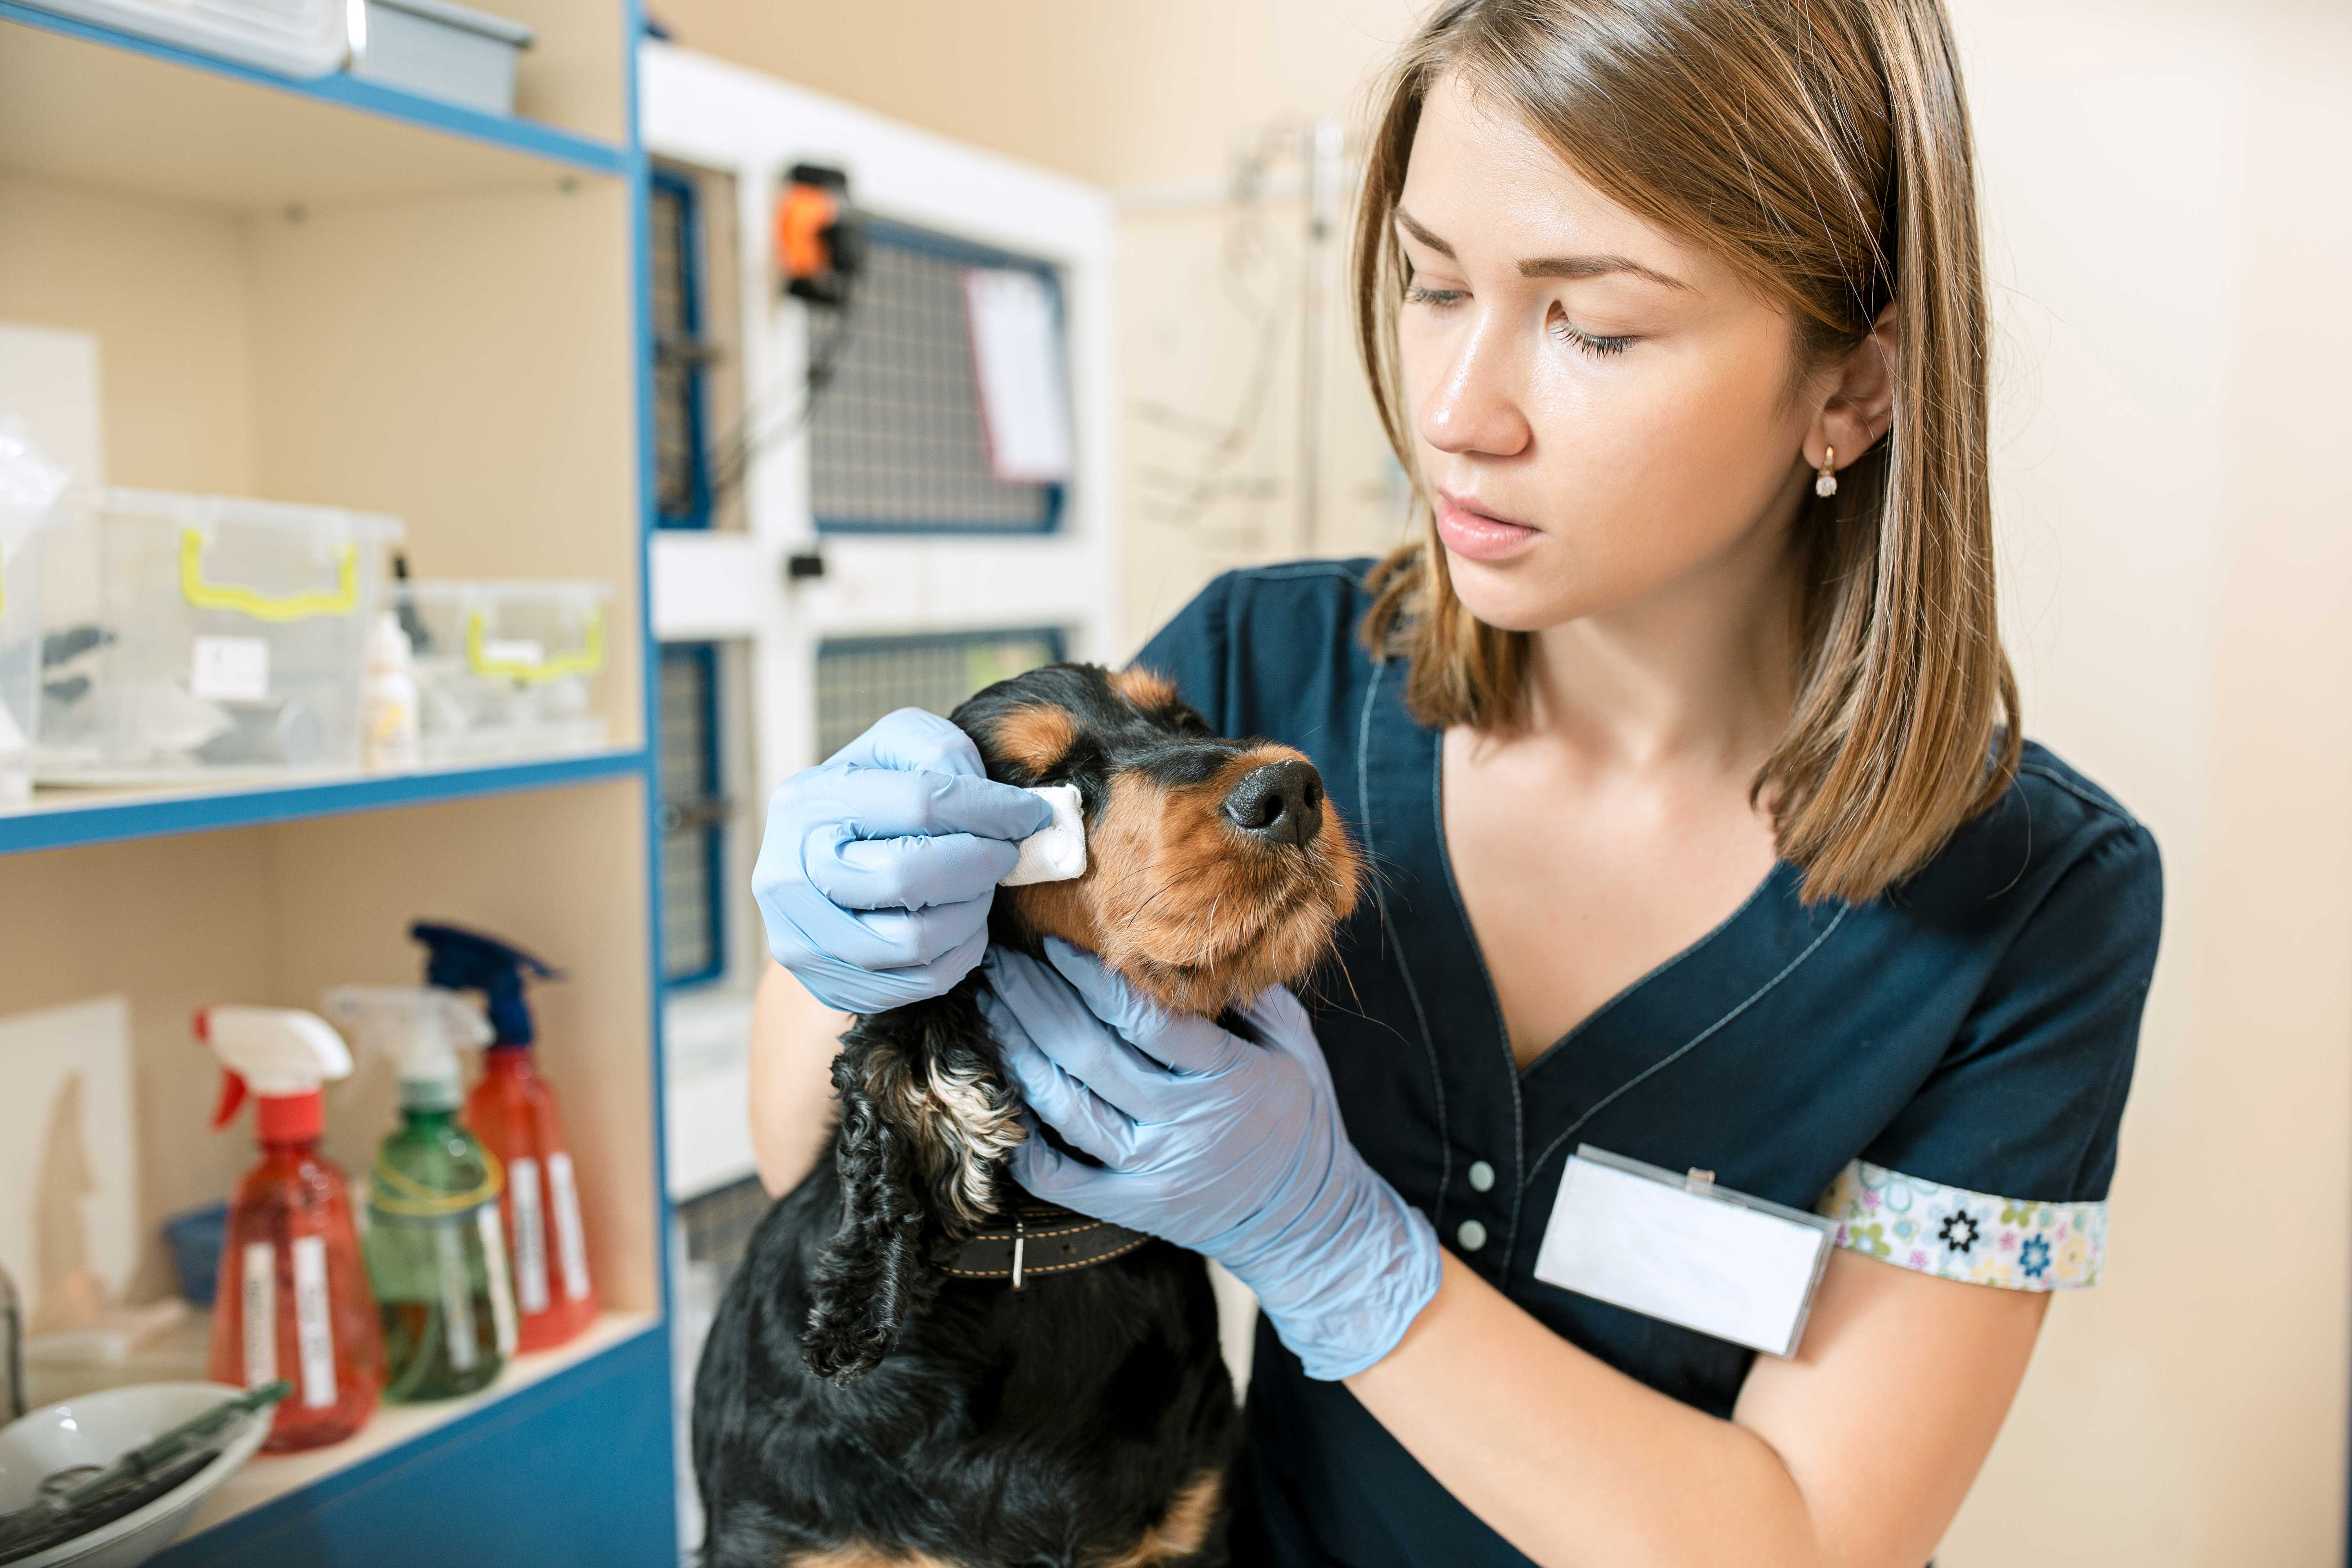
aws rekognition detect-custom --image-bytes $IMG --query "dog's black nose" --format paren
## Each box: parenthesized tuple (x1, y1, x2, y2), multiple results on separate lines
(1222, 758, 1324, 848)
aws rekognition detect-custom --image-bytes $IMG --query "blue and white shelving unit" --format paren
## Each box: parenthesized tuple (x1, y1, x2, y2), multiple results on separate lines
(0, 3, 677, 1560)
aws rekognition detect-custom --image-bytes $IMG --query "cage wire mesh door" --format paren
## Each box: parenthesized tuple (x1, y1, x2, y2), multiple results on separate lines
(813, 629, 1065, 760)
(793, 218, 1082, 755)
(809, 218, 1064, 535)
(651, 169, 713, 530)
(659, 645, 727, 985)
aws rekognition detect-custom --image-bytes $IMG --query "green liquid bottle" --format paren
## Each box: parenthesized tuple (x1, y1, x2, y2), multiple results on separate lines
(327, 987, 519, 1403)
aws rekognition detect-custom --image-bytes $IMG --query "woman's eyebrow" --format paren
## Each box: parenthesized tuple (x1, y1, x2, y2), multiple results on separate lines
(1519, 253, 1691, 291)
(1394, 207, 1690, 292)
(1395, 207, 1459, 257)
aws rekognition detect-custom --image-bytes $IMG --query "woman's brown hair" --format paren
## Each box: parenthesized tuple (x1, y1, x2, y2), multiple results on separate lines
(1354, 0, 2019, 904)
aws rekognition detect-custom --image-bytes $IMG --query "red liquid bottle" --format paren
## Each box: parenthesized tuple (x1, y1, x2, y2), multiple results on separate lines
(196, 1007, 384, 1452)
(468, 1046, 599, 1351)
(413, 923, 599, 1352)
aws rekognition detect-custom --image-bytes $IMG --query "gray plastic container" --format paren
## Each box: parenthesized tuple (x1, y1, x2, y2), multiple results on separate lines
(350, 0, 532, 114)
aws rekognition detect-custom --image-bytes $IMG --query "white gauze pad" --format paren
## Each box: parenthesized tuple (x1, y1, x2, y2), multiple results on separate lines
(1000, 783, 1087, 886)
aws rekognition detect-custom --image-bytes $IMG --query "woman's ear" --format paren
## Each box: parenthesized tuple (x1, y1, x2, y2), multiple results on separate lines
(1806, 303, 1898, 474)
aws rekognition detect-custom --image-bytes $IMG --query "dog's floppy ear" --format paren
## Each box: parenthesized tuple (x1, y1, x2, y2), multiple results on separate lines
(800, 989, 1025, 1384)
(801, 1041, 939, 1384)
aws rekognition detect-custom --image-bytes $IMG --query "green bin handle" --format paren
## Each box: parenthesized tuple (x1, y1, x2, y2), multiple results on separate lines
(179, 528, 359, 622)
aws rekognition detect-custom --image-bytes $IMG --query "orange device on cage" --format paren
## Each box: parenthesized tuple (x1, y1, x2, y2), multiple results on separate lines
(774, 163, 860, 306)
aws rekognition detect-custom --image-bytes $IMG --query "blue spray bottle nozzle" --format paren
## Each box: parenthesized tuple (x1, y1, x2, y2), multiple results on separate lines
(408, 922, 560, 1047)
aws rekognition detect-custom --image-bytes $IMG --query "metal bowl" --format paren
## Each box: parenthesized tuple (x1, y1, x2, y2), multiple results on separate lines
(0, 1383, 268, 1568)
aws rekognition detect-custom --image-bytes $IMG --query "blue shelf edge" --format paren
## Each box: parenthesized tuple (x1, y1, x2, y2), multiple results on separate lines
(151, 1321, 673, 1568)
(0, 748, 651, 855)
(0, 0, 629, 178)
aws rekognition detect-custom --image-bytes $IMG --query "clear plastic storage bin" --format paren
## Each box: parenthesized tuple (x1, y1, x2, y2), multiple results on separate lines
(23, 0, 349, 78)
(0, 516, 54, 806)
(393, 580, 615, 764)
(38, 488, 404, 783)
(0, 417, 69, 805)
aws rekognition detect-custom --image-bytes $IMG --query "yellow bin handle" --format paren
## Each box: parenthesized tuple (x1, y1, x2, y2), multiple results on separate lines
(466, 607, 606, 685)
(180, 528, 359, 622)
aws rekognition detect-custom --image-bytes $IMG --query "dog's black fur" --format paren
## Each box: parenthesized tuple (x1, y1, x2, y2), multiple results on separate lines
(692, 663, 1359, 1568)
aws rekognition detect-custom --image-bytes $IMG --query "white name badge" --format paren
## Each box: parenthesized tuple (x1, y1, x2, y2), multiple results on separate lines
(1532, 1146, 1835, 1358)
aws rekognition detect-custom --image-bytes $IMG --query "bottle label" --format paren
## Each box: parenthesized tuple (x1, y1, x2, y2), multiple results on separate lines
(478, 1204, 520, 1359)
(363, 683, 421, 771)
(290, 1234, 338, 1410)
(434, 1222, 480, 1373)
(241, 1242, 276, 1389)
(548, 1152, 592, 1303)
(509, 1155, 550, 1315)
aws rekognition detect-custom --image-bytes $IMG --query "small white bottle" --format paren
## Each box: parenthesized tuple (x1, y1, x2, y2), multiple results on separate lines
(363, 611, 421, 771)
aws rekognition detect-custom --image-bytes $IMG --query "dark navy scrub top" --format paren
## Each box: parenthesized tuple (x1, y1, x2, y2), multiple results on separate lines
(1132, 561, 2164, 1568)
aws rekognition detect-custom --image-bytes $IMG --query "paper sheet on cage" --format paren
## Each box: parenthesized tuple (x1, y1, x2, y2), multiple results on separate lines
(963, 267, 1074, 484)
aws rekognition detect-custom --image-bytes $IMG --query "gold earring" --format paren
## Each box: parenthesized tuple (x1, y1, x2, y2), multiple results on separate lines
(1814, 445, 1838, 498)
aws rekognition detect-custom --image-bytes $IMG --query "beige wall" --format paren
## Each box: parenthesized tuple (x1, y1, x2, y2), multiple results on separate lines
(0, 174, 257, 494)
(648, 0, 1419, 191)
(1949, 1, 2352, 1560)
(653, 1, 2352, 1557)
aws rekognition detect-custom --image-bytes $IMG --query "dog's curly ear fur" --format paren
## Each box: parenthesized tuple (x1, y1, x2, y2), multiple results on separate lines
(800, 1043, 940, 1384)
(800, 985, 1026, 1384)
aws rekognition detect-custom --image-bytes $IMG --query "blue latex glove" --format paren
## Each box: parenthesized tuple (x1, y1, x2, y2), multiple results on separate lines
(753, 708, 1051, 1013)
(981, 940, 1442, 1381)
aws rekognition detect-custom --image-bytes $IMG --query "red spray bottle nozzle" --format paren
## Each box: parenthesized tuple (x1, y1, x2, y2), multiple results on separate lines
(194, 1006, 350, 1143)
(212, 1070, 249, 1130)
(195, 1009, 249, 1129)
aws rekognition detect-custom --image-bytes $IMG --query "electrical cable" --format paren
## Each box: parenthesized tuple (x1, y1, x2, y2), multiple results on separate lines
(1130, 127, 1301, 535)
(704, 295, 857, 511)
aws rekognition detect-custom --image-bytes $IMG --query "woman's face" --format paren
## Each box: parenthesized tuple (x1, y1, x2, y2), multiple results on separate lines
(1394, 72, 1822, 632)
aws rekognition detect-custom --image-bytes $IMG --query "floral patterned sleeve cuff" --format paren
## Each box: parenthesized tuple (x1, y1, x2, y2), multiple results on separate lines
(1814, 1160, 2105, 1290)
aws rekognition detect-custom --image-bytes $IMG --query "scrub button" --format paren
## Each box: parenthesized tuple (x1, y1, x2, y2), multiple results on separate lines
(1456, 1219, 1488, 1253)
(1468, 1160, 1495, 1193)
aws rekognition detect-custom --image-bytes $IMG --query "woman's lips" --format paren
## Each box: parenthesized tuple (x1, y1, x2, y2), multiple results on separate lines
(1434, 492, 1540, 562)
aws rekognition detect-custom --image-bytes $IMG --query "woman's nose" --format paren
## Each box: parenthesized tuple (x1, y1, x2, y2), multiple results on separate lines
(1416, 313, 1532, 459)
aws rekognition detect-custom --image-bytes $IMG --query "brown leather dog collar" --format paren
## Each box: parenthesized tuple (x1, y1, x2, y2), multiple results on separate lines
(936, 1202, 1152, 1288)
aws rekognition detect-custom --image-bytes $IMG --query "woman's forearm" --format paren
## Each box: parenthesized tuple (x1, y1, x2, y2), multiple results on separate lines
(747, 959, 854, 1195)
(1345, 1248, 2045, 1568)
(1348, 1253, 1820, 1568)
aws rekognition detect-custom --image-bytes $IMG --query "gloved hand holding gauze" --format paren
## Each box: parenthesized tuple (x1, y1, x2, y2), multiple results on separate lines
(751, 708, 1053, 1014)
(1000, 784, 1087, 886)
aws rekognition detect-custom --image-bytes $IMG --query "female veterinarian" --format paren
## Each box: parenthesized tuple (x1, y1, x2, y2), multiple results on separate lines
(745, 0, 2163, 1563)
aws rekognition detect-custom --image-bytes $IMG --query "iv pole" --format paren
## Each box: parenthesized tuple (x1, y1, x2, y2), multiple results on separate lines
(1294, 118, 1347, 558)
